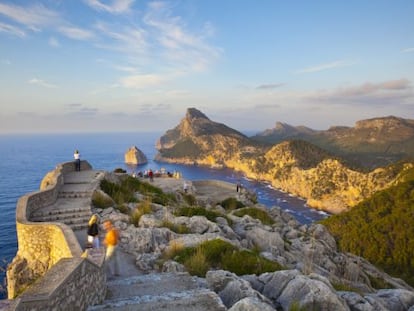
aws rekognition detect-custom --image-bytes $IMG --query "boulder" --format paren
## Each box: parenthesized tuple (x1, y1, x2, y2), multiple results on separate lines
(124, 146, 148, 165)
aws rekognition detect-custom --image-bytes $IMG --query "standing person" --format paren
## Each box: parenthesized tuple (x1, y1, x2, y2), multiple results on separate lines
(87, 214, 100, 248)
(148, 169, 154, 182)
(183, 181, 189, 193)
(74, 149, 81, 171)
(103, 219, 120, 276)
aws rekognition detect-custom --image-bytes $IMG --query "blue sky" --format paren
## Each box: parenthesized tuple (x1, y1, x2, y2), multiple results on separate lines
(0, 0, 413, 134)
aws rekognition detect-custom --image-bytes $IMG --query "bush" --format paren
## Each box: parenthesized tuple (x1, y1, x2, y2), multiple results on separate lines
(166, 239, 283, 277)
(92, 190, 114, 208)
(130, 200, 152, 227)
(221, 197, 245, 210)
(161, 220, 191, 234)
(182, 193, 197, 206)
(175, 206, 223, 222)
(114, 168, 127, 173)
(233, 207, 275, 225)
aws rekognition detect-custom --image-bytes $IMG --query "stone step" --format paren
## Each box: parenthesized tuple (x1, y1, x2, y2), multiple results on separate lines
(31, 209, 92, 221)
(88, 288, 226, 311)
(31, 213, 92, 226)
(87, 273, 226, 311)
(58, 191, 94, 199)
(106, 273, 200, 299)
(31, 200, 92, 217)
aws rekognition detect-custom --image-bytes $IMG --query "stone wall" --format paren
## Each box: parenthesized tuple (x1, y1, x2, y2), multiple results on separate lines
(6, 160, 105, 310)
(13, 257, 106, 311)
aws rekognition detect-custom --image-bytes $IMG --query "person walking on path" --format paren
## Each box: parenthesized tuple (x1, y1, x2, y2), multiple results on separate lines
(74, 149, 81, 171)
(103, 219, 120, 276)
(87, 214, 100, 248)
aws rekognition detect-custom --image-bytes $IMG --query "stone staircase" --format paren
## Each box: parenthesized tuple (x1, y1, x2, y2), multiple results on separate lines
(30, 170, 104, 231)
(87, 272, 226, 311)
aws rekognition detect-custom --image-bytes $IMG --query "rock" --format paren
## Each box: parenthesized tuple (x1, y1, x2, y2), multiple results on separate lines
(124, 146, 147, 165)
(162, 260, 186, 273)
(365, 289, 414, 311)
(228, 297, 276, 311)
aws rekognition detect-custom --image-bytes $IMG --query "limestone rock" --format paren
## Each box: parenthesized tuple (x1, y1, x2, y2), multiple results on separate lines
(124, 146, 147, 165)
(228, 297, 276, 311)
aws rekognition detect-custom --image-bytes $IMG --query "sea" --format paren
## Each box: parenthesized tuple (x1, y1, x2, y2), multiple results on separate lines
(0, 132, 329, 299)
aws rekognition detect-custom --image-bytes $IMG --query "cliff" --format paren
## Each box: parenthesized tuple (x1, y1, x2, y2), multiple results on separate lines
(156, 109, 414, 213)
(253, 115, 414, 168)
(155, 107, 263, 167)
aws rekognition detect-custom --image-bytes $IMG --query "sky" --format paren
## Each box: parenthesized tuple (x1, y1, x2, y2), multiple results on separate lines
(0, 0, 413, 134)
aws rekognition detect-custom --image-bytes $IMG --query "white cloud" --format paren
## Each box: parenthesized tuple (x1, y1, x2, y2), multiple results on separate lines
(28, 78, 57, 88)
(0, 21, 25, 37)
(256, 83, 285, 90)
(0, 3, 60, 29)
(296, 60, 355, 74)
(84, 0, 135, 14)
(120, 74, 166, 88)
(58, 26, 95, 40)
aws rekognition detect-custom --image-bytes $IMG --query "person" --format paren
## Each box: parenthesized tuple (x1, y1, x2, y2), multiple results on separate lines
(74, 149, 81, 171)
(103, 219, 120, 276)
(148, 169, 154, 182)
(183, 181, 189, 193)
(236, 181, 242, 193)
(87, 214, 100, 248)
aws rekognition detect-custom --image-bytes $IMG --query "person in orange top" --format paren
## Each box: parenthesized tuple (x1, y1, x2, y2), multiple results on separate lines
(103, 219, 120, 276)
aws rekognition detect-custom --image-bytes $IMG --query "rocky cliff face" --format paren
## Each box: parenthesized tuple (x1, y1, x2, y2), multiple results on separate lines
(253, 116, 414, 168)
(156, 108, 263, 167)
(156, 109, 413, 213)
(125, 146, 148, 165)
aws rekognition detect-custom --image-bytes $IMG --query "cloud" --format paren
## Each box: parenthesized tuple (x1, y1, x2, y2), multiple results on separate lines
(256, 83, 285, 90)
(306, 78, 413, 106)
(0, 21, 25, 37)
(84, 0, 135, 14)
(0, 3, 60, 29)
(401, 47, 414, 53)
(58, 26, 95, 40)
(143, 1, 221, 72)
(120, 74, 166, 88)
(28, 78, 57, 88)
(296, 60, 355, 74)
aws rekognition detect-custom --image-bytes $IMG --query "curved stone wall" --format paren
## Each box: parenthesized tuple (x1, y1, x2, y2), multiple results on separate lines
(6, 160, 106, 310)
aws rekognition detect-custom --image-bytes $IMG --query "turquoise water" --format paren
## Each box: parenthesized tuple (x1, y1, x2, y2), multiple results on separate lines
(0, 132, 327, 298)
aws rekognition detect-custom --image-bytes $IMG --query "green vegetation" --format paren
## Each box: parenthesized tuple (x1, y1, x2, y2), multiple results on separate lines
(91, 191, 114, 209)
(100, 176, 176, 206)
(159, 138, 202, 158)
(175, 206, 224, 222)
(130, 200, 153, 227)
(161, 220, 191, 234)
(322, 177, 414, 286)
(221, 197, 245, 210)
(182, 193, 197, 206)
(165, 239, 283, 277)
(233, 207, 275, 225)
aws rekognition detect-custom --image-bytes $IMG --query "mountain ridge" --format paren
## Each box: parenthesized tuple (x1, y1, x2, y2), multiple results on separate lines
(155, 108, 414, 213)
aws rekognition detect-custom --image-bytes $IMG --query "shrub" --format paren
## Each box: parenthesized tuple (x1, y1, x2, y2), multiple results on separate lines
(113, 168, 126, 173)
(167, 239, 283, 277)
(130, 200, 152, 227)
(233, 207, 275, 225)
(221, 197, 245, 210)
(182, 193, 197, 206)
(161, 220, 191, 234)
(117, 204, 130, 214)
(175, 206, 223, 222)
(92, 190, 114, 209)
(184, 246, 209, 277)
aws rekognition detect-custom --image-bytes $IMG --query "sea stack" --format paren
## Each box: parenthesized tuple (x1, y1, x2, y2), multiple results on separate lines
(124, 146, 148, 165)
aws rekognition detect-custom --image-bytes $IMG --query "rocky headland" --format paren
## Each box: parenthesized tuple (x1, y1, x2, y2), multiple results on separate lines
(91, 172, 414, 310)
(155, 108, 414, 214)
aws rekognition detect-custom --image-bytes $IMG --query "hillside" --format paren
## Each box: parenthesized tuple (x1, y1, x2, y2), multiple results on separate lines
(322, 167, 414, 286)
(156, 108, 414, 213)
(252, 116, 414, 168)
